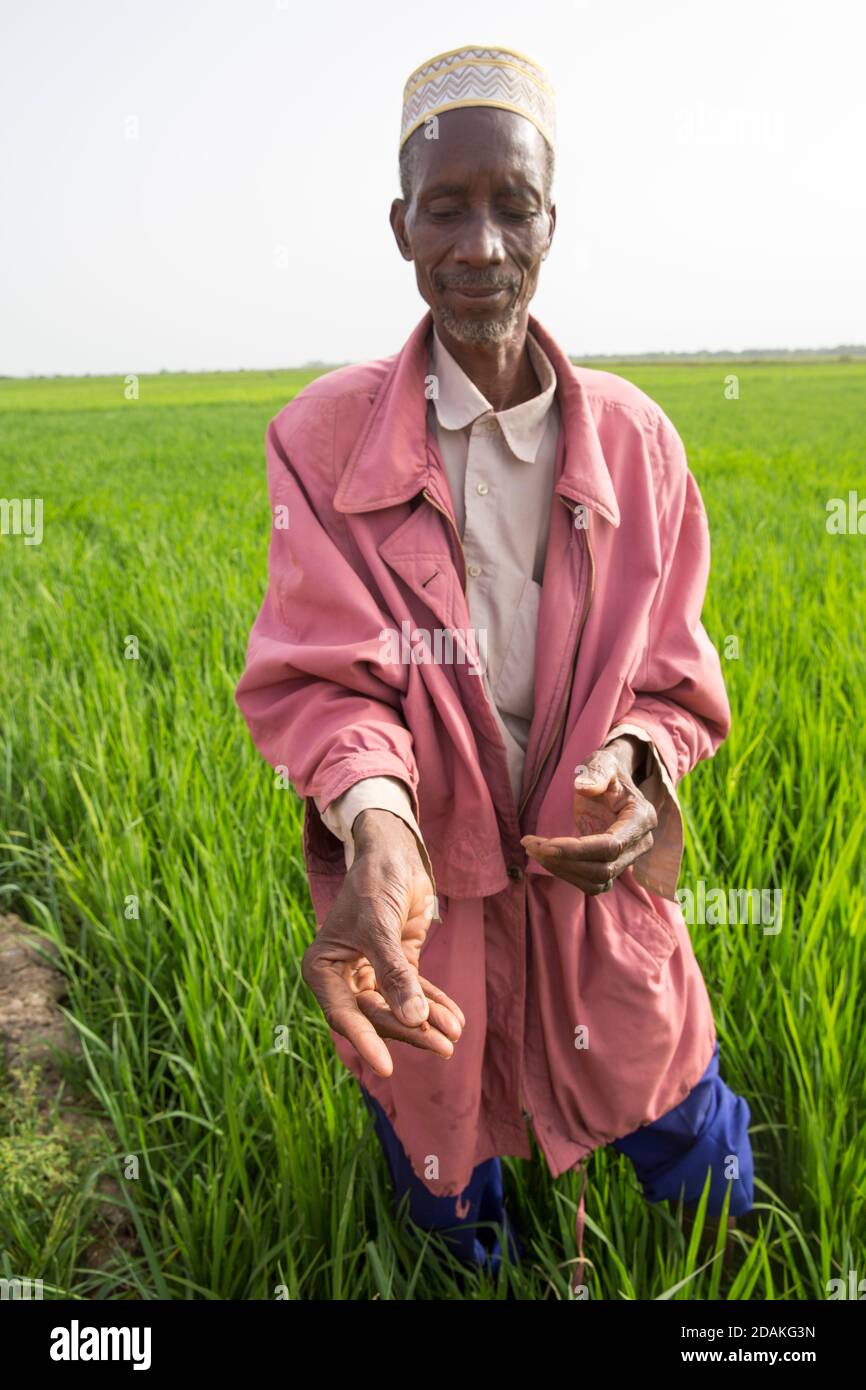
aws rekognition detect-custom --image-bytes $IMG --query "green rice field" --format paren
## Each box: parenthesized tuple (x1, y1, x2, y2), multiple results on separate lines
(1, 359, 864, 1299)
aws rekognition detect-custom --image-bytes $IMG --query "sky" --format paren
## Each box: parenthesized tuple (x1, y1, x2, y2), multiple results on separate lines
(1, 0, 864, 375)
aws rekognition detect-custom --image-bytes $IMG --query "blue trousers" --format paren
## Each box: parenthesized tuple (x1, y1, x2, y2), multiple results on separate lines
(360, 1040, 753, 1267)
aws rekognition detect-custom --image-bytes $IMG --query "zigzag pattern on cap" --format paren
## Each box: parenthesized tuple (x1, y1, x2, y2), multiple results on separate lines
(400, 45, 556, 150)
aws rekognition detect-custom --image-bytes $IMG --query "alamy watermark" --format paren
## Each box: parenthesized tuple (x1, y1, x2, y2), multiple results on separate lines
(676, 879, 782, 935)
(49, 1320, 151, 1369)
(0, 497, 43, 545)
(827, 1270, 866, 1299)
(1, 1276, 44, 1300)
(826, 490, 865, 534)
(379, 620, 488, 676)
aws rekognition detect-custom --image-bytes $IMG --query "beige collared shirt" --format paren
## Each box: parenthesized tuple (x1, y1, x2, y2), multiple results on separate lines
(430, 326, 560, 805)
(314, 327, 668, 895)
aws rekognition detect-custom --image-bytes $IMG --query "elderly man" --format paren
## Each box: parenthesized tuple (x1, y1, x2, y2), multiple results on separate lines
(235, 44, 754, 1278)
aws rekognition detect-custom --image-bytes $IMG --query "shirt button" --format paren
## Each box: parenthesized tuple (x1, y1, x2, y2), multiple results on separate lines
(476, 481, 489, 495)
(468, 564, 482, 577)
(508, 863, 523, 879)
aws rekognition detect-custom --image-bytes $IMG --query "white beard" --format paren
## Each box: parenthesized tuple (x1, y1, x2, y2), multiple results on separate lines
(436, 301, 521, 344)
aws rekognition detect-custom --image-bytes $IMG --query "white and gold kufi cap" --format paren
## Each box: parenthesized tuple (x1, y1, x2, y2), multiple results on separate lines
(399, 44, 556, 151)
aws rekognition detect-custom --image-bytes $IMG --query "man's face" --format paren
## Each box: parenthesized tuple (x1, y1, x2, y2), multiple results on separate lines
(391, 107, 555, 346)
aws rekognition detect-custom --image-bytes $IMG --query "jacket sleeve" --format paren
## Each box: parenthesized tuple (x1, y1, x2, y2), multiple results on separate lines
(315, 776, 437, 909)
(607, 418, 731, 899)
(234, 416, 435, 890)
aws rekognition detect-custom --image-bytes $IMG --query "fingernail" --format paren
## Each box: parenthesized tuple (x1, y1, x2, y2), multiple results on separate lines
(403, 996, 427, 1025)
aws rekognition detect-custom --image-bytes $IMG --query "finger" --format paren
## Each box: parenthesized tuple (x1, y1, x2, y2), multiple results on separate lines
(540, 858, 613, 890)
(350, 962, 377, 993)
(523, 832, 623, 862)
(521, 838, 597, 888)
(559, 843, 650, 883)
(525, 805, 649, 861)
(418, 976, 466, 1030)
(424, 997, 463, 1042)
(544, 832, 656, 893)
(572, 754, 617, 793)
(518, 840, 611, 890)
(306, 960, 395, 1076)
(362, 934, 430, 1029)
(356, 991, 455, 1058)
(562, 856, 620, 885)
(609, 832, 655, 876)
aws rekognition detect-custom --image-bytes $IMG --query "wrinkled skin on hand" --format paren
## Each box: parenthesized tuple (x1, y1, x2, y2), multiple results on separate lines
(520, 736, 658, 895)
(301, 809, 464, 1077)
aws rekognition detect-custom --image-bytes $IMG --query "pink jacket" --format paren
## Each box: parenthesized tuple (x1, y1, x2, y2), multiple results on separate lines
(235, 309, 731, 1196)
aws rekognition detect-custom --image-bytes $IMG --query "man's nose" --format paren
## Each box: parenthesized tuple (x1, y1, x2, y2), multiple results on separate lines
(453, 210, 506, 265)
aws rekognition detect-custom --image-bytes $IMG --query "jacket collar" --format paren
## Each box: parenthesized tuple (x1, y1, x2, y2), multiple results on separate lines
(333, 308, 620, 527)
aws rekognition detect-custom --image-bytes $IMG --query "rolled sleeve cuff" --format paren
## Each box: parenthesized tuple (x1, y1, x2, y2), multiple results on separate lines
(603, 723, 684, 901)
(315, 775, 439, 915)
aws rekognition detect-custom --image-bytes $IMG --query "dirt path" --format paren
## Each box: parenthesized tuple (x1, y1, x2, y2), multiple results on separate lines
(0, 911, 140, 1280)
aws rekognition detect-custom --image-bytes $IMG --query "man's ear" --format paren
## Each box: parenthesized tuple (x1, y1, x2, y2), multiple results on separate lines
(544, 202, 557, 258)
(390, 198, 414, 261)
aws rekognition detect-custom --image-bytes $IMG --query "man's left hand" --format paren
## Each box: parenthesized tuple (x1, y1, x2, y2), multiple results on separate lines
(520, 736, 657, 895)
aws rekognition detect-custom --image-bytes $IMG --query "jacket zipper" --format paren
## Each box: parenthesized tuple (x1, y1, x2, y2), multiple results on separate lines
(422, 485, 596, 821)
(519, 498, 596, 1131)
(516, 499, 596, 819)
(423, 484, 596, 1131)
(422, 487, 468, 592)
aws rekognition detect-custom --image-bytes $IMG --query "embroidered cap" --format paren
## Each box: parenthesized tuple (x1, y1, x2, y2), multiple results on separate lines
(399, 44, 556, 152)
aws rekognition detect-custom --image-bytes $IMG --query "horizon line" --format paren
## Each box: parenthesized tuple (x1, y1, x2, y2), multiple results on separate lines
(2, 344, 865, 383)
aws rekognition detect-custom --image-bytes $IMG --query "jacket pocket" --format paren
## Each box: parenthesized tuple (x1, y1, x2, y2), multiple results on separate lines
(602, 869, 680, 971)
(493, 576, 542, 722)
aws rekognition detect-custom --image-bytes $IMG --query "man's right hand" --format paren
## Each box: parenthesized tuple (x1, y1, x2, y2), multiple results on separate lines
(301, 808, 465, 1077)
